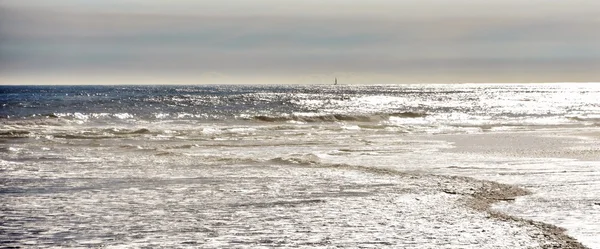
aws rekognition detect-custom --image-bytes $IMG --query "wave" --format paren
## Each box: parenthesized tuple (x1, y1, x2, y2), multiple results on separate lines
(42, 113, 59, 118)
(567, 116, 600, 123)
(253, 112, 427, 123)
(0, 146, 21, 153)
(232, 199, 326, 208)
(53, 134, 118, 140)
(47, 128, 153, 140)
(106, 128, 151, 135)
(0, 130, 31, 138)
(390, 112, 429, 118)
(268, 153, 322, 165)
(2, 110, 431, 125)
(0, 118, 71, 127)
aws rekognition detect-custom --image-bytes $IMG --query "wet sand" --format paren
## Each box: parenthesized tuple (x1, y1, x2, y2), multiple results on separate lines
(412, 128, 600, 248)
(436, 128, 600, 161)
(317, 163, 589, 248)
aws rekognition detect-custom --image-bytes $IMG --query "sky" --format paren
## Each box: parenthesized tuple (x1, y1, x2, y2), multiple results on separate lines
(1, 0, 599, 84)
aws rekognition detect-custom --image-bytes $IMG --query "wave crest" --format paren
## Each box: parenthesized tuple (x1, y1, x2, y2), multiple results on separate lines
(0, 130, 31, 138)
(269, 153, 322, 165)
(254, 112, 427, 123)
(567, 116, 600, 123)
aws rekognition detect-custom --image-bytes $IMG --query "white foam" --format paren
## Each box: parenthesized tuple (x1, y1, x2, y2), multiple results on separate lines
(114, 113, 134, 119)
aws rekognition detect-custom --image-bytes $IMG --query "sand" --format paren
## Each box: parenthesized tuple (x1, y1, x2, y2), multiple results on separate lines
(317, 163, 589, 249)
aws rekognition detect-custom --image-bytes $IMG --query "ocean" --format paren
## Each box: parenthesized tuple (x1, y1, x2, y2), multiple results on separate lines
(1, 83, 599, 248)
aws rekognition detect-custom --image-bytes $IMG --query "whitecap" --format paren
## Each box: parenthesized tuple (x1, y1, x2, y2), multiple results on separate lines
(114, 113, 134, 119)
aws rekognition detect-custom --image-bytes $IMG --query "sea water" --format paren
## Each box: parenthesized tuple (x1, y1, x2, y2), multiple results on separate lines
(1, 83, 599, 248)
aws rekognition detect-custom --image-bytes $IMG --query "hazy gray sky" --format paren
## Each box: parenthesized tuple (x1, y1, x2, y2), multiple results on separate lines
(1, 0, 599, 84)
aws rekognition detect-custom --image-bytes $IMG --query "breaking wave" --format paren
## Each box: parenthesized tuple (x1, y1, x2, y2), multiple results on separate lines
(3, 84, 599, 131)
(268, 153, 322, 165)
(0, 130, 31, 138)
(567, 116, 600, 123)
(253, 112, 427, 123)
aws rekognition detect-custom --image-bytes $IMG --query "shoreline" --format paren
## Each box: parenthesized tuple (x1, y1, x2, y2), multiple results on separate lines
(3, 128, 599, 248)
(422, 129, 600, 248)
(310, 162, 589, 248)
(460, 176, 588, 249)
(1, 151, 590, 248)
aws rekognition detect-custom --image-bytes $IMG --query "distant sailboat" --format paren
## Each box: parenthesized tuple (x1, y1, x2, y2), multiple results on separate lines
(334, 77, 338, 85)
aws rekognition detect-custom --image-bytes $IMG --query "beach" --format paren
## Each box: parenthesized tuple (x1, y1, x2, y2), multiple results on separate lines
(1, 84, 599, 248)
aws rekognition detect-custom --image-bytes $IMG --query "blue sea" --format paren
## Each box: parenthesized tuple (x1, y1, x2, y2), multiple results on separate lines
(1, 83, 600, 248)
(2, 84, 599, 127)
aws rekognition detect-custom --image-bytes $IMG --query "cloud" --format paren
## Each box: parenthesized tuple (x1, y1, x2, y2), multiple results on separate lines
(1, 0, 599, 84)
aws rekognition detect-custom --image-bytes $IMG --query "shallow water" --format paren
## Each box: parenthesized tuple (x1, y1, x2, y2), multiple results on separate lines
(2, 83, 600, 248)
